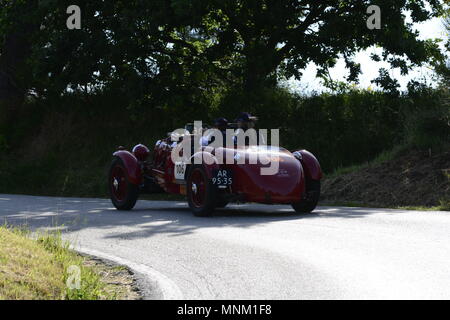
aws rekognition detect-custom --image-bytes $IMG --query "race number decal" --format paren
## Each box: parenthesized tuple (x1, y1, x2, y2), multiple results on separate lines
(174, 162, 186, 180)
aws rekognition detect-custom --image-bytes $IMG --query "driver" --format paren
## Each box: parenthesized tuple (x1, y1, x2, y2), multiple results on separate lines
(214, 117, 228, 134)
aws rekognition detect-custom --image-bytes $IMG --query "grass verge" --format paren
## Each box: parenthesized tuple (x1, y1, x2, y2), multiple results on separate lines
(0, 226, 137, 300)
(322, 145, 450, 211)
(321, 200, 450, 211)
(326, 145, 408, 179)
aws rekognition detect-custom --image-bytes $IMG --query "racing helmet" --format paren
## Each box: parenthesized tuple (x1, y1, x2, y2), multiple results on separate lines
(213, 117, 228, 131)
(235, 112, 258, 129)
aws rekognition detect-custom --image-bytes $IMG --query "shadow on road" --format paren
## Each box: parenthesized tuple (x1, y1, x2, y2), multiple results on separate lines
(0, 194, 383, 240)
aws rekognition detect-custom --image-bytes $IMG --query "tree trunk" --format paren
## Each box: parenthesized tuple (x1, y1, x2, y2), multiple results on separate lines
(0, 36, 29, 135)
(243, 43, 278, 110)
(0, 4, 36, 131)
(0, 31, 28, 103)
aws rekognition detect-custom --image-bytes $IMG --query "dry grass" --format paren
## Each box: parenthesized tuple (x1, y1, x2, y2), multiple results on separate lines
(0, 227, 65, 299)
(322, 147, 450, 210)
(0, 226, 138, 300)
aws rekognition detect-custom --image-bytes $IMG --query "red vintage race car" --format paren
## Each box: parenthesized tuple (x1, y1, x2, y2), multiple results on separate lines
(108, 124, 322, 216)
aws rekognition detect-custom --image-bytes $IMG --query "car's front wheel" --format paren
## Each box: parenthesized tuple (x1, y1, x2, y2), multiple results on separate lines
(186, 165, 216, 217)
(292, 179, 320, 213)
(109, 157, 139, 210)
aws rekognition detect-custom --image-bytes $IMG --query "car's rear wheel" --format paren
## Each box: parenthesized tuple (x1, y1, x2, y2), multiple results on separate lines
(109, 157, 139, 210)
(215, 198, 229, 208)
(292, 179, 320, 213)
(187, 165, 216, 217)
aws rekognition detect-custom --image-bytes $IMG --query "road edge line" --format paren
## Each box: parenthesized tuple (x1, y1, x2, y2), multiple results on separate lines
(74, 246, 184, 300)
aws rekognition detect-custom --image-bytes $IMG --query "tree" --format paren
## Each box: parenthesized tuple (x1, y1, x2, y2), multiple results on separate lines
(436, 5, 449, 87)
(184, 0, 445, 97)
(0, 0, 219, 110)
(0, 0, 446, 114)
(0, 0, 38, 128)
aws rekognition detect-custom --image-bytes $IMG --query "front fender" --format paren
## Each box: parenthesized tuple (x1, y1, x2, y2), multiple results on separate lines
(113, 150, 142, 185)
(294, 150, 323, 180)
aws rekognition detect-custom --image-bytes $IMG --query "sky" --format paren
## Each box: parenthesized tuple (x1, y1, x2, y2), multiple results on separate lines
(285, 15, 448, 94)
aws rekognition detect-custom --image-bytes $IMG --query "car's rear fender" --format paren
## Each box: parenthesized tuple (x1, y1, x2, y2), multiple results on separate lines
(294, 150, 323, 180)
(187, 151, 220, 179)
(112, 150, 142, 185)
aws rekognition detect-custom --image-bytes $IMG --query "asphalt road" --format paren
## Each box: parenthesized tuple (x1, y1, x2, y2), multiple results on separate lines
(0, 194, 449, 299)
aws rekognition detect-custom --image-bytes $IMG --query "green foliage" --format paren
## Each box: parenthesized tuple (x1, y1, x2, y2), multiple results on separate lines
(403, 104, 449, 149)
(0, 134, 7, 151)
(0, 84, 447, 197)
(432, 4, 449, 87)
(371, 68, 400, 95)
(283, 88, 405, 171)
(327, 144, 407, 179)
(403, 82, 450, 149)
(1, 0, 447, 109)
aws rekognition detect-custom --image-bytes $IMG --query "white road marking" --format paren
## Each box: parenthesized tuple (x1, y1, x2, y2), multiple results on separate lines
(74, 246, 184, 300)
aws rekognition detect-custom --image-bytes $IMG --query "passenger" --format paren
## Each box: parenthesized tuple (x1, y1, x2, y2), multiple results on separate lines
(235, 112, 257, 133)
(234, 112, 265, 146)
(200, 117, 229, 147)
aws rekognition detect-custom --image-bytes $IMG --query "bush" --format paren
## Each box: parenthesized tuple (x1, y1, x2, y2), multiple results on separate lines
(403, 84, 450, 150)
(404, 105, 449, 149)
(283, 89, 404, 172)
(0, 83, 447, 197)
(0, 134, 7, 151)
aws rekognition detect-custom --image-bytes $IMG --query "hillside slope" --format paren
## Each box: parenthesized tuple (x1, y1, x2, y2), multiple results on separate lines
(321, 148, 450, 209)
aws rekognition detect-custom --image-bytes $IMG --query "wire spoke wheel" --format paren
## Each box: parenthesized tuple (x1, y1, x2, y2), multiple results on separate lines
(110, 165, 127, 201)
(108, 157, 139, 210)
(190, 169, 207, 207)
(187, 165, 216, 217)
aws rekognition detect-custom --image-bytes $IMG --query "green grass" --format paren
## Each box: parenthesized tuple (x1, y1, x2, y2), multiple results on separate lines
(321, 200, 450, 212)
(398, 201, 449, 211)
(0, 226, 120, 300)
(326, 144, 407, 178)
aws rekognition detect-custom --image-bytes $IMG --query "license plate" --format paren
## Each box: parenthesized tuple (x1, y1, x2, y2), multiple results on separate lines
(212, 169, 233, 187)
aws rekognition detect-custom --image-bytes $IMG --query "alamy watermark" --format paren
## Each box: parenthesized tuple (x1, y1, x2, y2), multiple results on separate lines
(367, 5, 381, 30)
(66, 265, 81, 290)
(169, 121, 281, 176)
(66, 5, 81, 30)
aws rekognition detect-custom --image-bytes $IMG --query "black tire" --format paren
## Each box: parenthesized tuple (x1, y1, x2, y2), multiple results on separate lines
(215, 198, 229, 208)
(292, 179, 321, 213)
(108, 157, 139, 210)
(186, 165, 216, 217)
